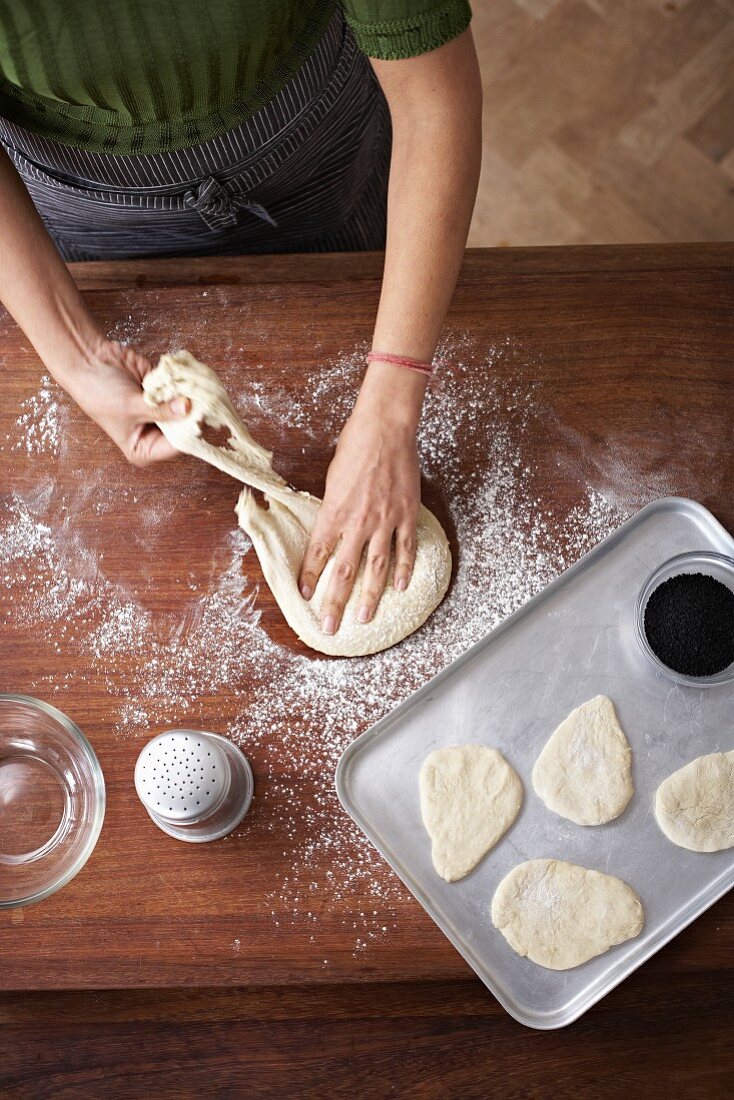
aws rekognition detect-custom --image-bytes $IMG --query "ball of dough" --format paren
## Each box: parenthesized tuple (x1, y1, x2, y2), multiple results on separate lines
(532, 695, 633, 826)
(491, 858, 644, 970)
(419, 745, 523, 882)
(655, 749, 734, 852)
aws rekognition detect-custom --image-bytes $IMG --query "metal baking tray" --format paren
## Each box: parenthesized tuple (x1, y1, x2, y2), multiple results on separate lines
(336, 498, 734, 1029)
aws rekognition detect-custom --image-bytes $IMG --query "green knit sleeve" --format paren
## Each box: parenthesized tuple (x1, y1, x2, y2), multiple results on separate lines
(341, 1, 472, 60)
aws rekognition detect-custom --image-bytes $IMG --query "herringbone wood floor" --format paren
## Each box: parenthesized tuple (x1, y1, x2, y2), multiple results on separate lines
(468, 0, 734, 245)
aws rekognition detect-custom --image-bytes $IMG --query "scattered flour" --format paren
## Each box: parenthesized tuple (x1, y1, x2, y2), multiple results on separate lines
(0, 332, 642, 952)
(5, 375, 61, 456)
(107, 314, 141, 346)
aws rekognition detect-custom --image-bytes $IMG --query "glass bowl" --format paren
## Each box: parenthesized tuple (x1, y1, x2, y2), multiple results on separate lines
(635, 551, 734, 688)
(0, 695, 105, 908)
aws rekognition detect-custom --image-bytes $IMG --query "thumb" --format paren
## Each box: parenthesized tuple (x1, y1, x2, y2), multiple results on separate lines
(130, 390, 191, 423)
(150, 396, 191, 422)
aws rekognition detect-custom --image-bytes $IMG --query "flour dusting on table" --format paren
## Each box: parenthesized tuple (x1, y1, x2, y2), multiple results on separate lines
(0, 332, 648, 953)
(4, 375, 62, 456)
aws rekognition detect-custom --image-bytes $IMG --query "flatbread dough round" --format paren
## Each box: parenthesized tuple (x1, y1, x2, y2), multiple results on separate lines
(655, 749, 734, 852)
(143, 352, 452, 657)
(532, 695, 633, 826)
(419, 745, 523, 882)
(491, 858, 644, 970)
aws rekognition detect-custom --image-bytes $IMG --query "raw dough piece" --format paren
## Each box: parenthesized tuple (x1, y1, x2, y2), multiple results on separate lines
(143, 352, 452, 657)
(532, 695, 633, 826)
(655, 749, 734, 852)
(419, 745, 523, 882)
(491, 858, 644, 970)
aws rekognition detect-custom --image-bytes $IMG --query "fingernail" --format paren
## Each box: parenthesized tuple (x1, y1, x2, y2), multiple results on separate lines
(357, 605, 370, 624)
(301, 583, 312, 600)
(170, 397, 188, 416)
(322, 614, 336, 635)
(396, 577, 408, 592)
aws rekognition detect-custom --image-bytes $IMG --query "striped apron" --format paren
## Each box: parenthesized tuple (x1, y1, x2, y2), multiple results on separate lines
(0, 8, 391, 261)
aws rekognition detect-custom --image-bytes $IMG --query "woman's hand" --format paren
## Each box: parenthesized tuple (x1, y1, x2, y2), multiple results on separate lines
(298, 361, 426, 634)
(297, 28, 482, 635)
(0, 150, 184, 464)
(64, 337, 190, 466)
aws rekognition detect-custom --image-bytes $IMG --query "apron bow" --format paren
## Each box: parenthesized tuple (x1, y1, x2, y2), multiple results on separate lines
(183, 175, 278, 230)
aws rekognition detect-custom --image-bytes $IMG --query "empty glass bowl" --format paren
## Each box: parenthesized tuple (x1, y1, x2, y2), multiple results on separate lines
(635, 551, 734, 687)
(0, 694, 105, 908)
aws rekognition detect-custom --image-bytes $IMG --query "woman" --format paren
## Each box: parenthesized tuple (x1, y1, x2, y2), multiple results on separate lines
(0, 1, 482, 637)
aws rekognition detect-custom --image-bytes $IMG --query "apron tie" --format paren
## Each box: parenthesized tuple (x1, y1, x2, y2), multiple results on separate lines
(183, 175, 278, 231)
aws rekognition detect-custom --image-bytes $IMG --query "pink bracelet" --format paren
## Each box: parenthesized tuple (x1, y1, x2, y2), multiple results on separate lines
(367, 350, 434, 377)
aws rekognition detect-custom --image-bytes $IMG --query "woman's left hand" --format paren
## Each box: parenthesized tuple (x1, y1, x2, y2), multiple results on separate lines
(298, 365, 425, 634)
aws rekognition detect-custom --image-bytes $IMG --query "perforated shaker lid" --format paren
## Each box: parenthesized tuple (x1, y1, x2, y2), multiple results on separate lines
(134, 730, 228, 824)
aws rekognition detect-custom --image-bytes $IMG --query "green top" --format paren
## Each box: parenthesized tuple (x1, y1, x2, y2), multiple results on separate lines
(0, 0, 472, 155)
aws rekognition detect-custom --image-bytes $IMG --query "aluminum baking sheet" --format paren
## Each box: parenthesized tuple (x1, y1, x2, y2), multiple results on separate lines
(336, 498, 734, 1029)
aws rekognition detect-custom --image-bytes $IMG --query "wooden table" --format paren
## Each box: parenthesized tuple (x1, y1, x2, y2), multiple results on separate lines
(1, 245, 732, 1097)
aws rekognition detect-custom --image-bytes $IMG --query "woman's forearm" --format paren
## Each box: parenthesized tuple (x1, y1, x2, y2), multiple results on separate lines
(0, 149, 185, 464)
(367, 29, 483, 399)
(0, 147, 103, 383)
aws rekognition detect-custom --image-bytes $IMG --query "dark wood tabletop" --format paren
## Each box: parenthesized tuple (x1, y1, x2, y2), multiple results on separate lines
(1, 245, 732, 1097)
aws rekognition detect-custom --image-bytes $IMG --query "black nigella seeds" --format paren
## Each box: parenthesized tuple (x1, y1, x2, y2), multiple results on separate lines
(644, 571, 734, 677)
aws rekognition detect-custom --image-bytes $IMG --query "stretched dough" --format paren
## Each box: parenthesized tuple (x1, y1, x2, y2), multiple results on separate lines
(419, 745, 523, 882)
(142, 351, 452, 657)
(532, 695, 633, 826)
(491, 859, 644, 970)
(655, 749, 734, 852)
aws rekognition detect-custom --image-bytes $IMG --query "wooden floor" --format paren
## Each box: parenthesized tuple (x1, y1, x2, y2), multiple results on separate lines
(468, 0, 734, 245)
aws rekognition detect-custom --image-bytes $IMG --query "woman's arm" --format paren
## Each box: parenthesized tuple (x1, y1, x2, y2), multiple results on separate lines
(298, 27, 482, 633)
(0, 147, 186, 464)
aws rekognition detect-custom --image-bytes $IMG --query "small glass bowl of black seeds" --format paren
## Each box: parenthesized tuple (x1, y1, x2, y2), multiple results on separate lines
(635, 551, 734, 687)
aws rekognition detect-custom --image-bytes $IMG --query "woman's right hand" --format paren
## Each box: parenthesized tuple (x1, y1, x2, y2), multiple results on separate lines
(64, 337, 190, 466)
(0, 150, 188, 465)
